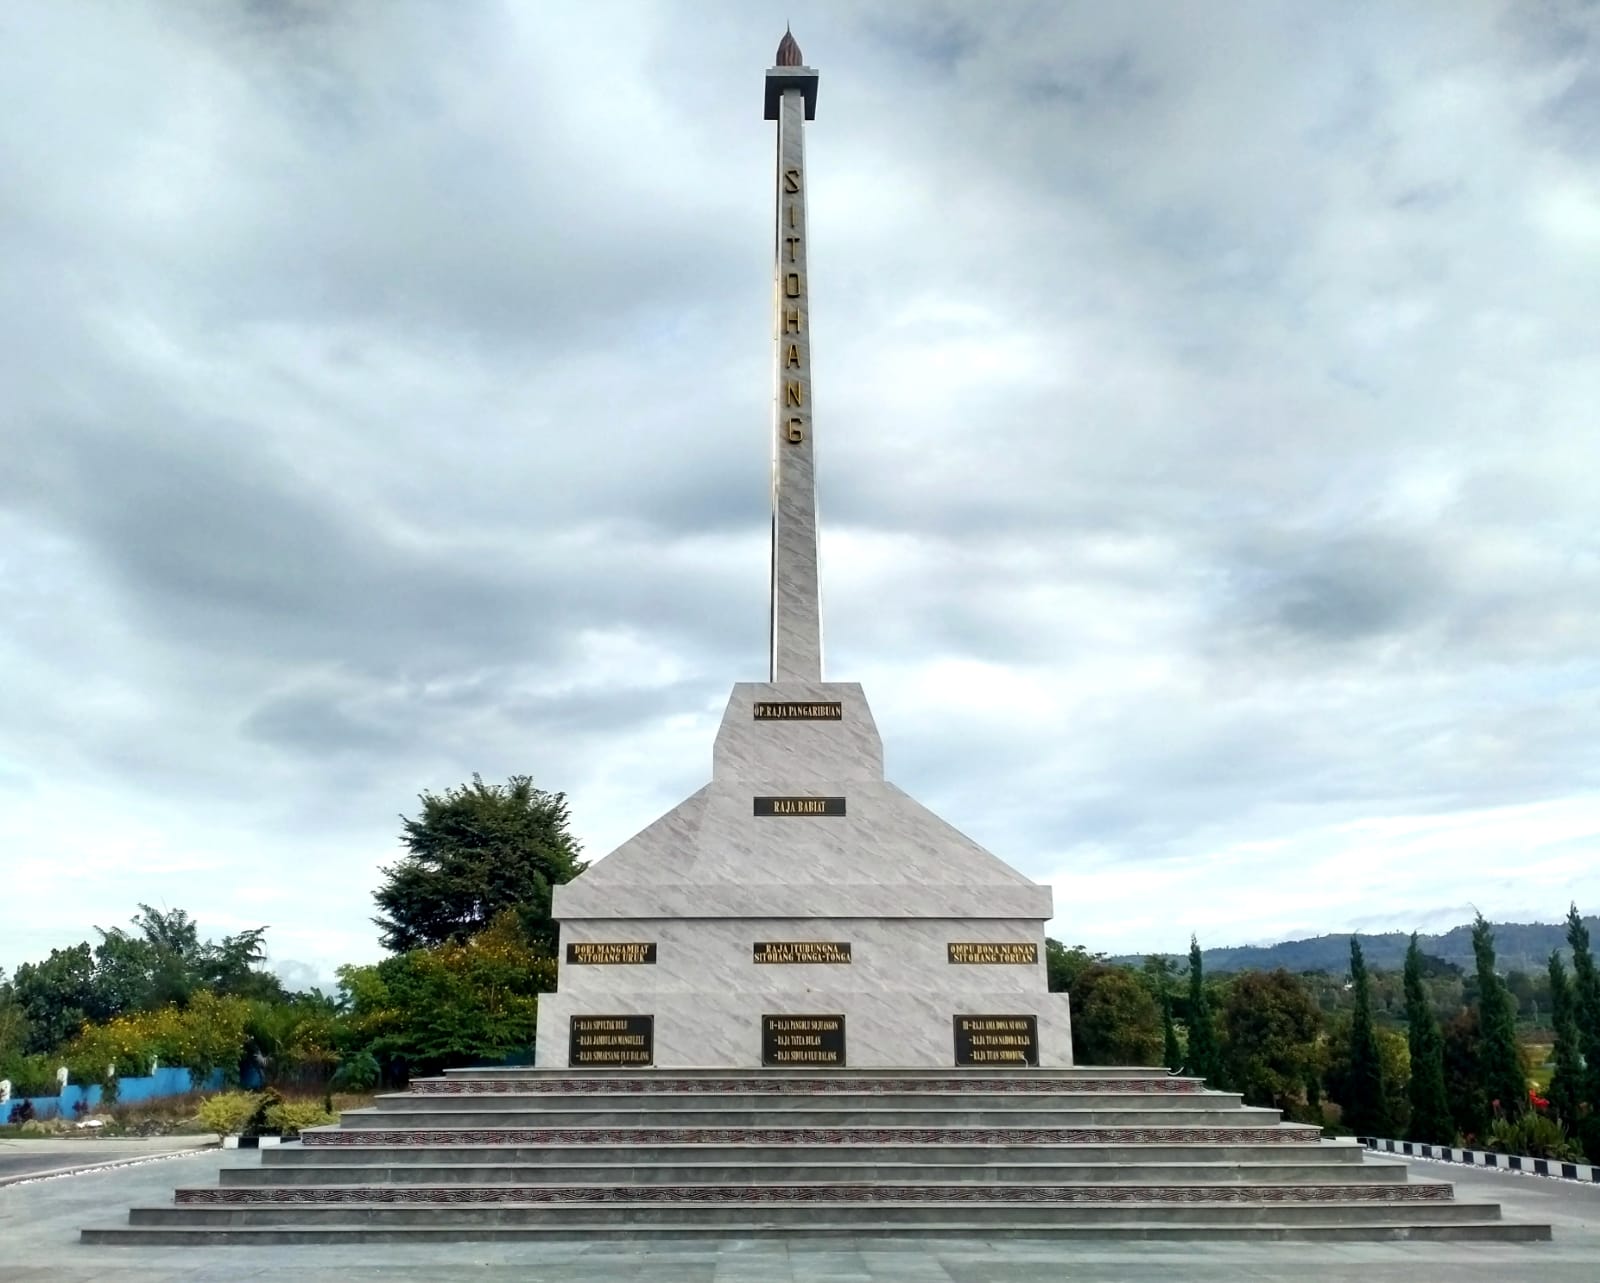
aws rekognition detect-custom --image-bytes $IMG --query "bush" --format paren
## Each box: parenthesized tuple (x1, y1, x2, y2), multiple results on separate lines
(195, 1090, 262, 1140)
(1485, 1112, 1583, 1161)
(0, 1053, 63, 1098)
(8, 1100, 36, 1125)
(264, 1100, 337, 1137)
(330, 1051, 380, 1093)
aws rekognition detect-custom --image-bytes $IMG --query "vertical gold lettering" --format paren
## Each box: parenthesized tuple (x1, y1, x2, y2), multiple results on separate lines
(784, 273, 802, 298)
(783, 168, 801, 193)
(784, 309, 801, 334)
(787, 204, 796, 229)
(786, 418, 804, 443)
(784, 236, 801, 262)
(785, 343, 801, 368)
(785, 382, 803, 408)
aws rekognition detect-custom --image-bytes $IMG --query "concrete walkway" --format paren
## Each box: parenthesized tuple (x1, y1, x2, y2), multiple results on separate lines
(2, 1148, 1596, 1281)
(0, 1136, 208, 1187)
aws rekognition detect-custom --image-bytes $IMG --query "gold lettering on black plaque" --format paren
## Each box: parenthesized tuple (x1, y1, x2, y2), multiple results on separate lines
(946, 942, 1039, 965)
(753, 796, 846, 816)
(569, 1014, 653, 1067)
(566, 942, 657, 965)
(753, 941, 852, 964)
(763, 1014, 845, 1066)
(753, 701, 843, 721)
(953, 1014, 1039, 1067)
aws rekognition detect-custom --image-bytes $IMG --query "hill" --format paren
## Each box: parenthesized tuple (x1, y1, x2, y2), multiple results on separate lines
(1110, 917, 1600, 976)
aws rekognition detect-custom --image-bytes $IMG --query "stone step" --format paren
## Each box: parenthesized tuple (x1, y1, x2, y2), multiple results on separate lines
(302, 1124, 1321, 1147)
(377, 1090, 1238, 1111)
(337, 1105, 1282, 1128)
(171, 1180, 1451, 1207)
(439, 1066, 1179, 1081)
(127, 1198, 1495, 1229)
(268, 1139, 1356, 1168)
(220, 1159, 1404, 1187)
(413, 1074, 1203, 1096)
(83, 1217, 1553, 1244)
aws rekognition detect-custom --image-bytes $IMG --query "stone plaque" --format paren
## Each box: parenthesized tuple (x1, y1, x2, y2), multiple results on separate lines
(569, 1014, 653, 1067)
(753, 701, 842, 720)
(953, 1014, 1039, 1067)
(566, 942, 657, 965)
(762, 1014, 846, 1066)
(946, 942, 1039, 965)
(753, 795, 846, 816)
(753, 941, 852, 964)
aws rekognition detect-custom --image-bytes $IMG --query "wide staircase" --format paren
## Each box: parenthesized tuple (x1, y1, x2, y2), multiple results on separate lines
(82, 1067, 1549, 1243)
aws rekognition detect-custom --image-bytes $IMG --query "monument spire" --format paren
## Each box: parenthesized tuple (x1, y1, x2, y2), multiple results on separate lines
(765, 31, 822, 682)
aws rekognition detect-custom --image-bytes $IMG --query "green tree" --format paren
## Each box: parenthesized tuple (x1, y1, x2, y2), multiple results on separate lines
(1472, 913, 1527, 1121)
(352, 913, 558, 1077)
(1565, 904, 1600, 1110)
(1326, 1015, 1410, 1136)
(1547, 950, 1584, 1130)
(1402, 933, 1453, 1143)
(1441, 1007, 1488, 1140)
(1045, 940, 1100, 995)
(1184, 936, 1225, 1087)
(1219, 969, 1322, 1113)
(1068, 964, 1163, 1065)
(11, 943, 99, 1052)
(1341, 937, 1391, 1137)
(1141, 954, 1183, 1070)
(373, 774, 587, 953)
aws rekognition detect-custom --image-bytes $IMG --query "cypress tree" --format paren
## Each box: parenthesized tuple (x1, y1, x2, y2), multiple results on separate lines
(1402, 933, 1452, 1143)
(1185, 936, 1224, 1087)
(1342, 936, 1391, 1137)
(1547, 950, 1584, 1129)
(1471, 914, 1526, 1121)
(1160, 986, 1181, 1071)
(1565, 904, 1600, 1110)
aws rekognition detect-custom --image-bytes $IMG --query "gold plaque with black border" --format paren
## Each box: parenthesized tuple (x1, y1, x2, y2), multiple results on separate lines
(753, 796, 846, 816)
(752, 941, 852, 964)
(753, 701, 842, 720)
(762, 1014, 846, 1066)
(946, 942, 1039, 965)
(569, 1014, 653, 1067)
(953, 1014, 1039, 1066)
(566, 942, 657, 965)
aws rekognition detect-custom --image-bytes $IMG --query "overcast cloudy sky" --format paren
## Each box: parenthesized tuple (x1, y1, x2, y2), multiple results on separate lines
(3, 2, 1598, 988)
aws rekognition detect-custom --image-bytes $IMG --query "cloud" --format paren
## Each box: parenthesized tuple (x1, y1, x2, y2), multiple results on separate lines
(2, 1, 1598, 980)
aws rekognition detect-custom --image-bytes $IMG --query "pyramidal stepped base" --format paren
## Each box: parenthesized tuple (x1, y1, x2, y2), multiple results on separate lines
(537, 682, 1071, 1070)
(81, 1068, 1550, 1244)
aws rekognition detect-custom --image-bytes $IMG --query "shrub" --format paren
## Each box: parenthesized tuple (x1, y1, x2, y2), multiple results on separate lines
(8, 1100, 36, 1125)
(196, 1090, 263, 1140)
(0, 1053, 63, 1098)
(1485, 1112, 1583, 1161)
(330, 1051, 381, 1093)
(264, 1100, 337, 1137)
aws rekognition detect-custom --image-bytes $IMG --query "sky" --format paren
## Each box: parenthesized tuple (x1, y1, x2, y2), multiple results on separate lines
(2, 1, 1598, 990)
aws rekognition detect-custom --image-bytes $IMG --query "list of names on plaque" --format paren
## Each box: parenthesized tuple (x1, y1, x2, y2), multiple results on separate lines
(752, 941, 852, 964)
(952, 1014, 1039, 1067)
(762, 1014, 846, 1066)
(946, 942, 1039, 965)
(569, 1014, 653, 1067)
(566, 942, 657, 965)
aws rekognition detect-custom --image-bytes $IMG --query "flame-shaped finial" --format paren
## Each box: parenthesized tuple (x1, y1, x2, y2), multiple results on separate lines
(775, 25, 803, 67)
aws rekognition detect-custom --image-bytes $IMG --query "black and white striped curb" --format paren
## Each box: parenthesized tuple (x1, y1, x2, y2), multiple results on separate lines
(1361, 1135, 1600, 1183)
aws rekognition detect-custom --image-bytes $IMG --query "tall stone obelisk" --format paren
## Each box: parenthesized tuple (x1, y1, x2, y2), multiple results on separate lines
(767, 28, 823, 683)
(534, 33, 1072, 1070)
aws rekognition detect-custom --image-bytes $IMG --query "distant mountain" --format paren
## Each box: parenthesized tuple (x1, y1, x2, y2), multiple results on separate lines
(1109, 917, 1600, 976)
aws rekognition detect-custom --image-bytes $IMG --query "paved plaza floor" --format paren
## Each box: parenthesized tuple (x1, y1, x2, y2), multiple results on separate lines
(0, 1145, 1596, 1282)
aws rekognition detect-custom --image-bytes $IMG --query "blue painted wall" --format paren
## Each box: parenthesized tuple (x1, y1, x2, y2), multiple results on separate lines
(4, 1066, 232, 1121)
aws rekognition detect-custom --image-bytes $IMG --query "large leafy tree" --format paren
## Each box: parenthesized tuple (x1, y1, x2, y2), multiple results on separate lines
(1184, 936, 1225, 1088)
(1471, 913, 1527, 1122)
(1220, 969, 1322, 1113)
(374, 774, 586, 952)
(11, 943, 100, 1053)
(1068, 964, 1163, 1065)
(1547, 950, 1584, 1129)
(1340, 937, 1391, 1137)
(1402, 933, 1453, 1143)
